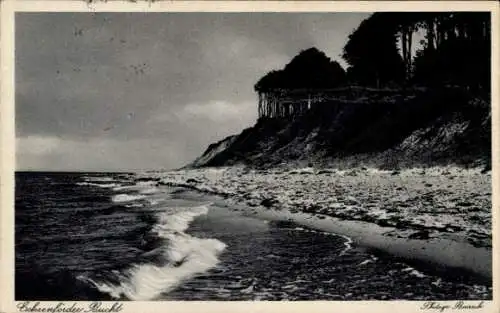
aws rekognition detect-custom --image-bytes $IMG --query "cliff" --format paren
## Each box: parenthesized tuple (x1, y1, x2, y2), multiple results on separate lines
(189, 87, 491, 170)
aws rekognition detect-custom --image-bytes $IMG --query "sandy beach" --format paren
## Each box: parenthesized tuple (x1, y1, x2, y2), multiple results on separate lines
(139, 166, 492, 281)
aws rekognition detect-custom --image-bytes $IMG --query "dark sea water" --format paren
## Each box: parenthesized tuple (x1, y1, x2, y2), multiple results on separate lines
(15, 172, 492, 301)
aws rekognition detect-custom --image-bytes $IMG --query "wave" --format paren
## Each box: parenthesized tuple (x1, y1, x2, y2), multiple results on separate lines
(77, 182, 121, 189)
(112, 194, 147, 203)
(112, 185, 136, 191)
(154, 204, 210, 233)
(80, 204, 227, 300)
(139, 187, 159, 195)
(136, 181, 158, 187)
(338, 234, 353, 256)
(83, 176, 114, 182)
(112, 181, 159, 193)
(291, 226, 353, 256)
(148, 199, 160, 206)
(401, 266, 427, 278)
(357, 255, 378, 266)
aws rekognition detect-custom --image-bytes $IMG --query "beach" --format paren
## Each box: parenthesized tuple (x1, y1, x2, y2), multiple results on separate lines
(15, 168, 492, 301)
(140, 166, 492, 281)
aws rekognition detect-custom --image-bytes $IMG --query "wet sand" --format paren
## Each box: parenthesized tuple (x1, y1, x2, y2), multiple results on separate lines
(139, 166, 492, 283)
(241, 206, 491, 281)
(174, 188, 492, 284)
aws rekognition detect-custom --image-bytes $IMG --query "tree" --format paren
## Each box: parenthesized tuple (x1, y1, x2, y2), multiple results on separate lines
(411, 12, 490, 91)
(254, 70, 286, 92)
(254, 47, 346, 92)
(282, 47, 346, 89)
(342, 12, 490, 91)
(342, 13, 405, 87)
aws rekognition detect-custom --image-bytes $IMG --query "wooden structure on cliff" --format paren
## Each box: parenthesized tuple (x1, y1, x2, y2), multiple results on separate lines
(253, 48, 349, 118)
(256, 86, 409, 118)
(257, 89, 327, 118)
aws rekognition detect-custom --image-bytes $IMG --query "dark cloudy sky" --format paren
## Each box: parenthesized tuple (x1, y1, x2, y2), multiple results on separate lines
(16, 12, 369, 171)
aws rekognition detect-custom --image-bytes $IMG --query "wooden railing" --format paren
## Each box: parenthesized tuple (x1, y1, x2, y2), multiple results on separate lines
(257, 86, 426, 118)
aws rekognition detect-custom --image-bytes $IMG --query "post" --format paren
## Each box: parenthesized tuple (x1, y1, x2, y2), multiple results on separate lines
(257, 91, 262, 118)
(271, 95, 274, 118)
(266, 94, 270, 117)
(263, 94, 267, 117)
(269, 93, 274, 117)
(273, 94, 277, 118)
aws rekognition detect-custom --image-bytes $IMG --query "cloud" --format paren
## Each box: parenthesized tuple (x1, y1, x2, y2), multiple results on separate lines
(16, 100, 257, 171)
(16, 136, 61, 156)
(180, 100, 256, 123)
(15, 12, 369, 170)
(16, 135, 187, 171)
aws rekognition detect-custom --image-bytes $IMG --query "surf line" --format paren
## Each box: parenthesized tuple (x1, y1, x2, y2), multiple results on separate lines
(337, 234, 353, 255)
(79, 203, 226, 300)
(17, 301, 123, 313)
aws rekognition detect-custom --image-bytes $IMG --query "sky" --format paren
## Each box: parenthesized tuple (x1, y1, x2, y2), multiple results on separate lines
(16, 12, 369, 171)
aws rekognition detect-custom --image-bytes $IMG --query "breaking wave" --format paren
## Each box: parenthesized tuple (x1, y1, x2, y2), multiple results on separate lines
(112, 194, 147, 203)
(83, 176, 115, 182)
(77, 182, 121, 189)
(78, 204, 226, 300)
(139, 187, 159, 195)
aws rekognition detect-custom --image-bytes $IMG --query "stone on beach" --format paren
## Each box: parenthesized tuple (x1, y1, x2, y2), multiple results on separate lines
(138, 166, 491, 249)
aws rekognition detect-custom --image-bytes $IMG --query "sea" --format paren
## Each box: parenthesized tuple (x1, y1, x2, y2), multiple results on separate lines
(15, 172, 492, 301)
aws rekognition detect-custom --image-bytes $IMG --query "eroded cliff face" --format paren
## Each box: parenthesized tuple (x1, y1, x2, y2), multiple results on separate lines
(189, 87, 491, 170)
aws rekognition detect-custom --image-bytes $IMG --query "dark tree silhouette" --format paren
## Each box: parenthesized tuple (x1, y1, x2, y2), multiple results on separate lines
(254, 70, 286, 92)
(411, 12, 490, 91)
(281, 47, 346, 89)
(254, 47, 346, 92)
(254, 48, 347, 119)
(255, 12, 490, 98)
(342, 12, 490, 91)
(342, 13, 406, 87)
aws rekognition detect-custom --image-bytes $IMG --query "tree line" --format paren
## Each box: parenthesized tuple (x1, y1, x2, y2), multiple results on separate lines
(255, 12, 491, 93)
(254, 47, 346, 92)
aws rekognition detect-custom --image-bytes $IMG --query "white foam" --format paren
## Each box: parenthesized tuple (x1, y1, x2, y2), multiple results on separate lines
(77, 182, 121, 188)
(112, 194, 146, 203)
(77, 275, 123, 299)
(289, 167, 315, 175)
(84, 176, 114, 182)
(338, 234, 353, 256)
(409, 270, 427, 278)
(84, 204, 226, 300)
(357, 255, 378, 266)
(154, 205, 210, 233)
(112, 181, 157, 193)
(292, 226, 353, 256)
(148, 199, 160, 205)
(125, 203, 144, 208)
(97, 237, 225, 300)
(113, 185, 136, 191)
(431, 278, 442, 287)
(137, 181, 157, 187)
(139, 187, 159, 195)
(358, 259, 373, 266)
(401, 266, 427, 278)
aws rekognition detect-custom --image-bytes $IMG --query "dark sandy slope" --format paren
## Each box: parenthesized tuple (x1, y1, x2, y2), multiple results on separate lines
(190, 87, 491, 170)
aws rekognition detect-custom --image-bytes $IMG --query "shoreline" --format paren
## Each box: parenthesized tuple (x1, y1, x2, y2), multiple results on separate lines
(182, 189, 493, 284)
(206, 196, 492, 283)
(144, 166, 492, 283)
(175, 188, 492, 283)
(248, 206, 491, 283)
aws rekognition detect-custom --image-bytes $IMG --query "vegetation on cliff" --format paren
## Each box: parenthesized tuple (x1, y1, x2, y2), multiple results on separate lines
(190, 87, 490, 169)
(254, 48, 346, 92)
(190, 12, 491, 169)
